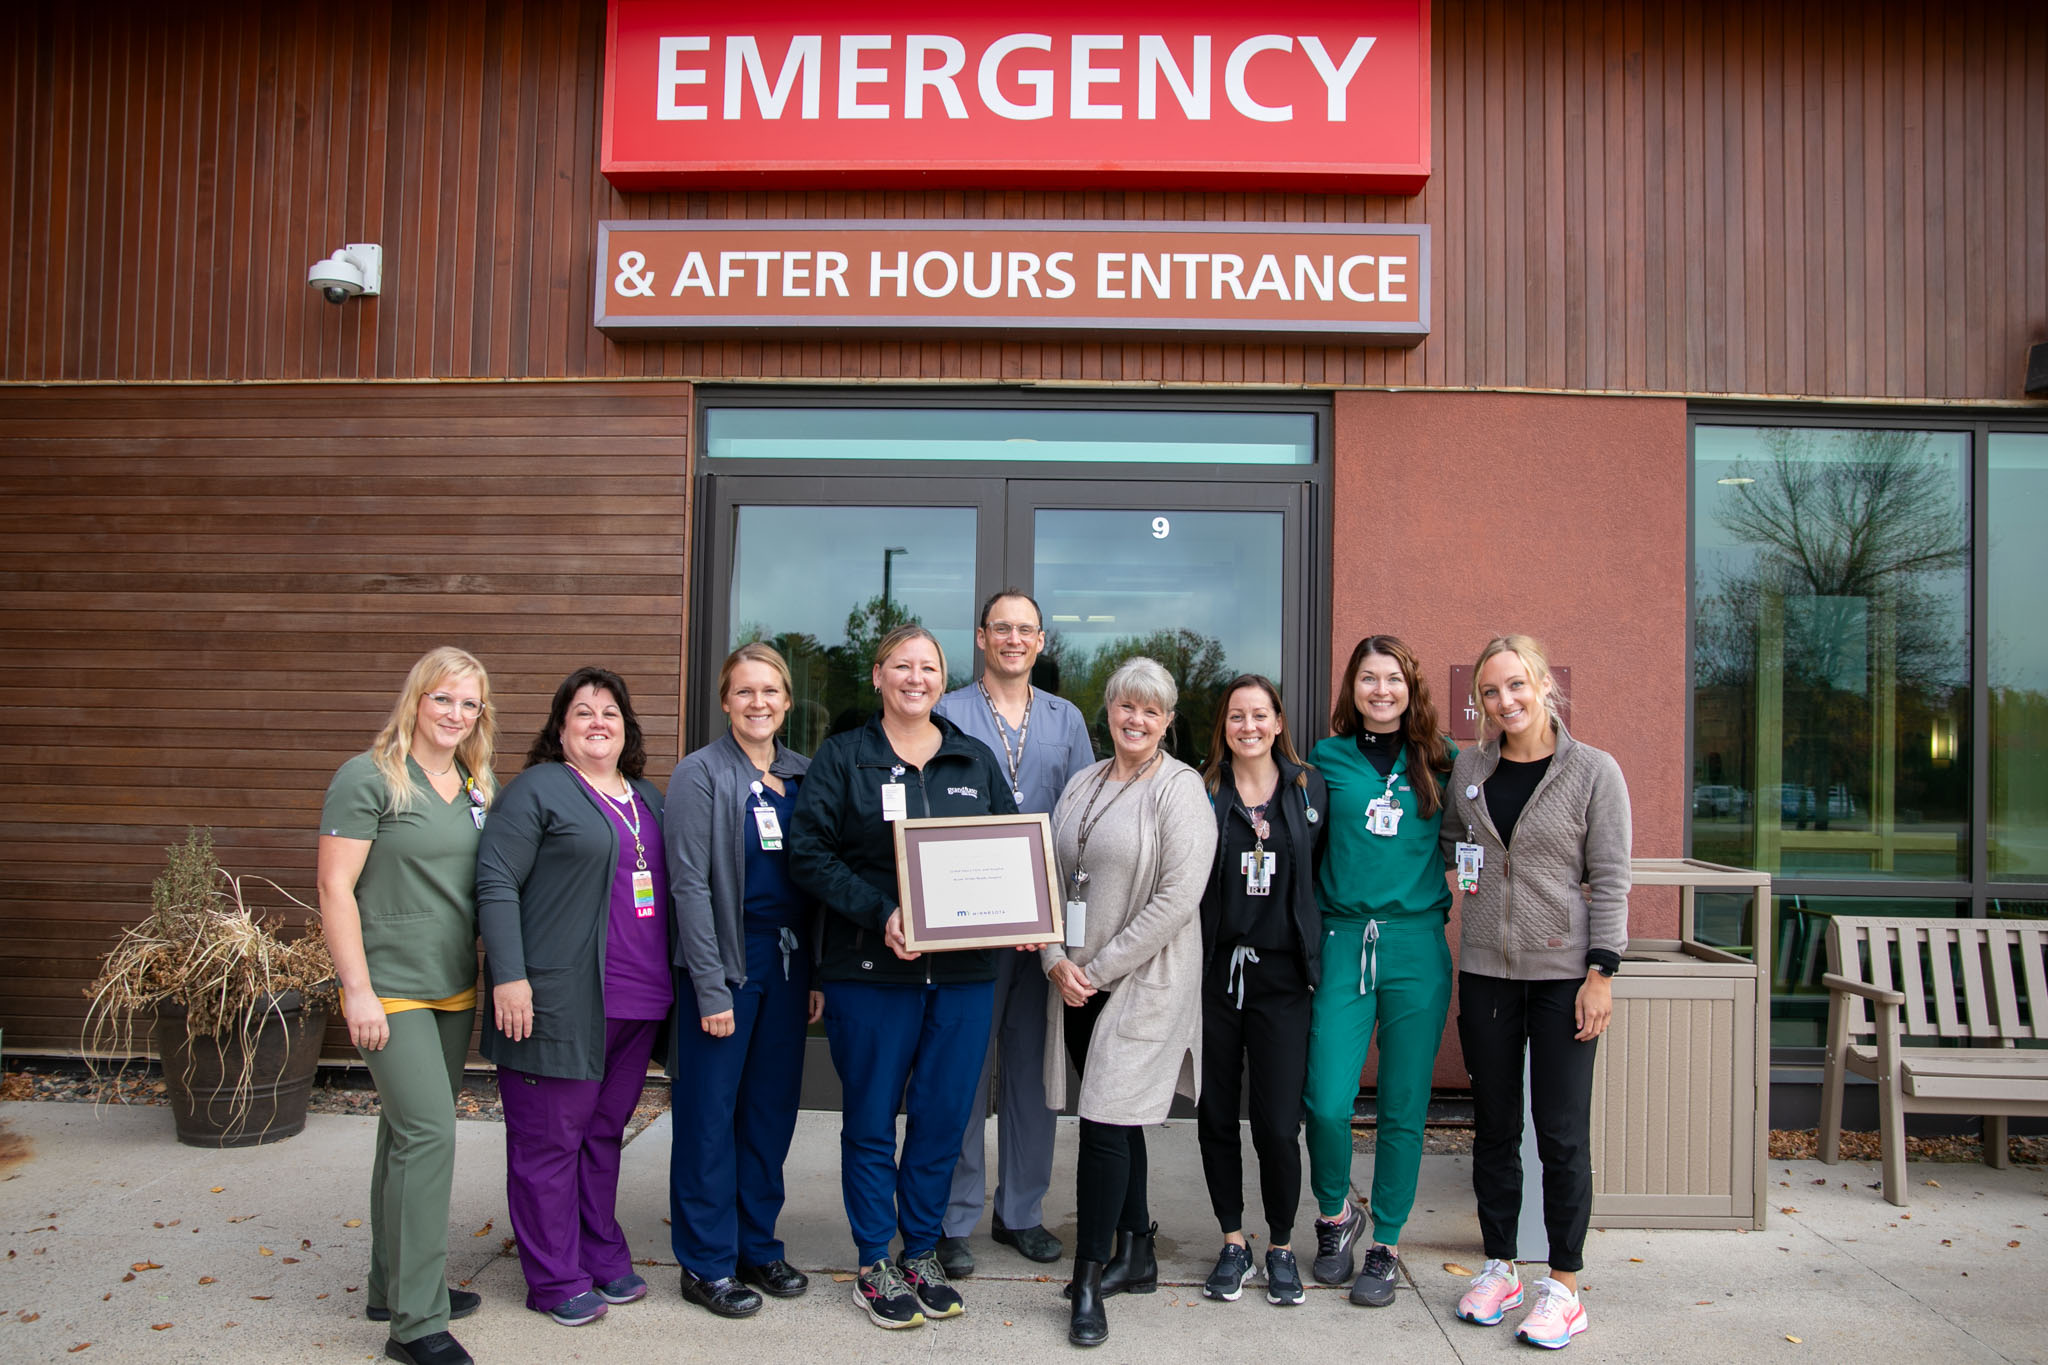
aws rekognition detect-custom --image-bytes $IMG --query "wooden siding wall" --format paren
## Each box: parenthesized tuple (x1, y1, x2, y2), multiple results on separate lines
(2, 1, 2043, 398)
(0, 382, 691, 1056)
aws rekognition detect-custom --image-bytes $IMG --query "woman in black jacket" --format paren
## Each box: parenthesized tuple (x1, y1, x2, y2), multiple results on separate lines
(475, 667, 670, 1330)
(787, 624, 1021, 1332)
(1194, 675, 1327, 1307)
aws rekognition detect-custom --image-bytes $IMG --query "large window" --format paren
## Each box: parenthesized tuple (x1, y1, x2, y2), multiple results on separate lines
(1690, 416, 2048, 1051)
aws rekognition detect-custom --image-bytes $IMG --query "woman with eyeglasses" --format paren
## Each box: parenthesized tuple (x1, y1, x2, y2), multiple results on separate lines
(318, 648, 498, 1365)
(476, 667, 671, 1331)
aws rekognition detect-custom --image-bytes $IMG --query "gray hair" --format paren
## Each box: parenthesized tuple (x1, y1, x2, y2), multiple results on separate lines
(1103, 656, 1178, 714)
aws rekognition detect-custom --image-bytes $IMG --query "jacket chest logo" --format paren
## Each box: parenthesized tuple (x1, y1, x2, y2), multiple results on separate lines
(947, 785, 979, 798)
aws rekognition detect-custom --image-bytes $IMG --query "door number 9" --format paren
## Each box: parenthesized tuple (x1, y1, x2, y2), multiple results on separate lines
(1150, 516, 1171, 539)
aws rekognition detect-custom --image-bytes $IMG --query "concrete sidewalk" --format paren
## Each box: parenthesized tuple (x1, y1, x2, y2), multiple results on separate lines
(2, 1099, 2043, 1363)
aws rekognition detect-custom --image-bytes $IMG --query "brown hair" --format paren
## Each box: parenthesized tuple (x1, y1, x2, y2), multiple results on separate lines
(1330, 634, 1452, 818)
(873, 623, 947, 679)
(526, 666, 649, 780)
(1202, 674, 1311, 795)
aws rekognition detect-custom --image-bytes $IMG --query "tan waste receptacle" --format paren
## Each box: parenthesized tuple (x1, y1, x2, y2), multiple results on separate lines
(1589, 858, 1772, 1231)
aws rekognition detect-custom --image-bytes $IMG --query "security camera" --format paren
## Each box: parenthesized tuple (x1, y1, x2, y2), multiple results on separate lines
(308, 244, 382, 305)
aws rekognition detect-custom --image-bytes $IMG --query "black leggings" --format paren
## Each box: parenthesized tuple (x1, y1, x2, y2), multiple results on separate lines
(1065, 991, 1149, 1264)
(1196, 947, 1311, 1244)
(1456, 972, 1600, 1273)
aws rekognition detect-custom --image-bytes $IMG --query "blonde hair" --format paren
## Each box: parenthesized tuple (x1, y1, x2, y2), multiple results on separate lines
(1469, 634, 1566, 741)
(369, 647, 498, 813)
(873, 623, 947, 680)
(719, 641, 795, 706)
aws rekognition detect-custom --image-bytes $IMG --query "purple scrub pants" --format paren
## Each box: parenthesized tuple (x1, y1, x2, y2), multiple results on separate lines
(498, 1017, 660, 1309)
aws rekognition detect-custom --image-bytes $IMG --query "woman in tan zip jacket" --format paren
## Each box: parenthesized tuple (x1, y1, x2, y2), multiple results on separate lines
(1437, 634, 1630, 1352)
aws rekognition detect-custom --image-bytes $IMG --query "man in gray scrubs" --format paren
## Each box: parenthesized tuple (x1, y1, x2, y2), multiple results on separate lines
(934, 588, 1097, 1274)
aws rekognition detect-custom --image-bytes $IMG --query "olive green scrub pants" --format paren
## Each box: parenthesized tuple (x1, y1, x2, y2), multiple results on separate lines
(1302, 917, 1453, 1246)
(360, 1005, 472, 1339)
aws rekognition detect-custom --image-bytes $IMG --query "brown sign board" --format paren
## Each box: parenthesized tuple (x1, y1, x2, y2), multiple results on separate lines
(1448, 664, 1569, 743)
(595, 219, 1429, 342)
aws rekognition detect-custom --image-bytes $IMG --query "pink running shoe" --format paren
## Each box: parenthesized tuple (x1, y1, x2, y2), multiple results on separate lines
(1455, 1259, 1524, 1325)
(1514, 1277, 1588, 1349)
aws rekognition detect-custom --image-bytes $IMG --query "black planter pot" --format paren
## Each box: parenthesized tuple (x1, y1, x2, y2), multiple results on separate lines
(152, 991, 326, 1148)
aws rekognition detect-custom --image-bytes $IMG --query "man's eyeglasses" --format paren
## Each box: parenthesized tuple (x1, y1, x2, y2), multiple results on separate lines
(984, 623, 1041, 639)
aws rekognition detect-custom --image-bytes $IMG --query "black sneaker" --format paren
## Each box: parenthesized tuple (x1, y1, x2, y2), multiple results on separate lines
(1311, 1203, 1364, 1285)
(854, 1259, 926, 1329)
(1201, 1243, 1253, 1301)
(898, 1249, 965, 1319)
(1349, 1243, 1400, 1307)
(1265, 1247, 1305, 1306)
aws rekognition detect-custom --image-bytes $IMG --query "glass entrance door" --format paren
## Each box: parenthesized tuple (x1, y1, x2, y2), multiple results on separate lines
(699, 473, 1315, 765)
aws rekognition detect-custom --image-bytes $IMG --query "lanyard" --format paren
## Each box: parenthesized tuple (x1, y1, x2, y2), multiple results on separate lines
(569, 764, 647, 872)
(1068, 751, 1161, 888)
(977, 680, 1032, 799)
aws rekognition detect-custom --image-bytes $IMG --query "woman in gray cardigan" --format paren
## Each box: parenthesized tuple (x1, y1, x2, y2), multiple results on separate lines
(476, 667, 671, 1330)
(1041, 657, 1218, 1348)
(1439, 634, 1631, 1351)
(663, 643, 820, 1319)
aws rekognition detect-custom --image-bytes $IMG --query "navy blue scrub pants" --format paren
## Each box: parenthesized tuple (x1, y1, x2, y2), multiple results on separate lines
(669, 928, 811, 1281)
(823, 977, 995, 1268)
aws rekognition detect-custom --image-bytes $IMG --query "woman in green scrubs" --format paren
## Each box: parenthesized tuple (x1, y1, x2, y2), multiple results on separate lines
(318, 647, 498, 1365)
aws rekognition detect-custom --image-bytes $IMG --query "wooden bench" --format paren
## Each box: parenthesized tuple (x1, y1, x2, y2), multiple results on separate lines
(1818, 916, 2048, 1205)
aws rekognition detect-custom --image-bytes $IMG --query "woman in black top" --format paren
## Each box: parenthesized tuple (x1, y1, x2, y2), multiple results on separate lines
(1194, 675, 1327, 1306)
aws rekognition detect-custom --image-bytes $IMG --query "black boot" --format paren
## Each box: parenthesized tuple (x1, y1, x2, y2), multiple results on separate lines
(1067, 1260, 1108, 1348)
(1100, 1221, 1158, 1296)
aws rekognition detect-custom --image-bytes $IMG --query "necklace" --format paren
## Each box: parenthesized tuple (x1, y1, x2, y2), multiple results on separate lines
(417, 755, 455, 777)
(566, 763, 647, 871)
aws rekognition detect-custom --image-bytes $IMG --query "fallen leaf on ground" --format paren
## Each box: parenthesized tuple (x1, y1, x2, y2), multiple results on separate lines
(257, 1247, 273, 1256)
(316, 1293, 328, 1300)
(1811, 1177, 1827, 1185)
(2010, 1241, 2022, 1248)
(1926, 1180, 1940, 1187)
(300, 1239, 311, 1250)
(18, 1312, 40, 1323)
(1786, 1335, 1802, 1343)
(210, 1187, 224, 1194)
(67, 1344, 90, 1353)
(121, 1273, 135, 1283)
(1442, 1262, 1473, 1277)
(831, 1273, 855, 1282)
(1628, 1257, 1644, 1263)
(471, 1221, 493, 1237)
(227, 1215, 254, 1224)
(100, 1294, 110, 1302)
(281, 1257, 299, 1264)
(150, 1323, 172, 1331)
(131, 1261, 161, 1272)
(198, 1276, 215, 1285)
(345, 1287, 358, 1293)
(153, 1221, 164, 1228)
(249, 1295, 271, 1301)
(1696, 1300, 1712, 1306)
(342, 1220, 361, 1229)
(1780, 1207, 1799, 1214)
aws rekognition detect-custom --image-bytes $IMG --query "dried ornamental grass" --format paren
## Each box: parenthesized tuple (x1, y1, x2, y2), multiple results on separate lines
(82, 829, 338, 1124)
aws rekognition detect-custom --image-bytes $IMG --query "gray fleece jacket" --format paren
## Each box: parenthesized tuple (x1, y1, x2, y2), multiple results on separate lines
(1439, 722, 1632, 980)
(663, 731, 812, 1021)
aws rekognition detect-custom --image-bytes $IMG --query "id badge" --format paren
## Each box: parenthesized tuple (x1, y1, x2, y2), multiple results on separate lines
(1241, 850, 1275, 895)
(470, 807, 487, 830)
(1064, 899, 1088, 947)
(1455, 842, 1484, 894)
(753, 804, 784, 850)
(631, 868, 656, 918)
(1366, 796, 1402, 837)
(879, 783, 908, 822)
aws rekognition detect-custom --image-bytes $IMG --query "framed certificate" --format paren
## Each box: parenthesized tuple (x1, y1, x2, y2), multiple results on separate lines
(893, 813, 1063, 952)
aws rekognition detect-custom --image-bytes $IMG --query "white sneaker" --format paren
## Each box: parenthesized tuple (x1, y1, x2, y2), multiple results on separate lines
(1513, 1277, 1587, 1349)
(1455, 1258, 1524, 1325)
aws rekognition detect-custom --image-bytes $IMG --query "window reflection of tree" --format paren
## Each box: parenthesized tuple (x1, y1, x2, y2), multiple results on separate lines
(1695, 428, 1967, 880)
